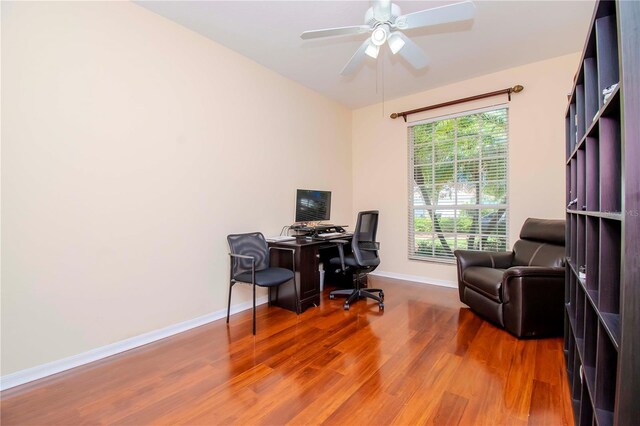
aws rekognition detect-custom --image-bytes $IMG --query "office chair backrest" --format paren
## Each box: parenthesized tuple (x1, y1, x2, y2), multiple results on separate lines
(352, 210, 380, 268)
(227, 232, 269, 277)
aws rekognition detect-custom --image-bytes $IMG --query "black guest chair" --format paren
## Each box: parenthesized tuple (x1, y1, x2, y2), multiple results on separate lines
(329, 210, 384, 310)
(227, 232, 299, 334)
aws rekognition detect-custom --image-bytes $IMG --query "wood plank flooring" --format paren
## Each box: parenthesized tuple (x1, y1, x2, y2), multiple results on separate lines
(1, 277, 573, 425)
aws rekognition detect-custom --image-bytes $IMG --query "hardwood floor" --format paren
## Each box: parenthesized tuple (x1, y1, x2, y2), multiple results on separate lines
(1, 277, 573, 425)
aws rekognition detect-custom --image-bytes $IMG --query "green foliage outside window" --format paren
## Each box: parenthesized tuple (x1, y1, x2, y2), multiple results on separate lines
(410, 108, 509, 260)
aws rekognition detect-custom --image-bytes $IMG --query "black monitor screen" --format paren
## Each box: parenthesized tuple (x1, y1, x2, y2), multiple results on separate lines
(295, 189, 331, 223)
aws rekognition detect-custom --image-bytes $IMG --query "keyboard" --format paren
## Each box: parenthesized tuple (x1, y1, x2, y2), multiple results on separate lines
(316, 232, 345, 238)
(266, 236, 296, 242)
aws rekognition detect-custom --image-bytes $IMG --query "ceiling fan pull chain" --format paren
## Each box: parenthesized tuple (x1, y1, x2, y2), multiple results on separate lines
(381, 53, 386, 117)
(376, 57, 379, 94)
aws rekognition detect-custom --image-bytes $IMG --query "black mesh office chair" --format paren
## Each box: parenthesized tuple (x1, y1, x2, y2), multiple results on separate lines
(329, 210, 384, 310)
(227, 232, 299, 334)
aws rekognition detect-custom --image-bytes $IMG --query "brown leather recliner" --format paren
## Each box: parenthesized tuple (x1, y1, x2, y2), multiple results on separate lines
(454, 218, 565, 338)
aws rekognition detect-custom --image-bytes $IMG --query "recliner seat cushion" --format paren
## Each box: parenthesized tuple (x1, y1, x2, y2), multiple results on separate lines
(462, 266, 505, 302)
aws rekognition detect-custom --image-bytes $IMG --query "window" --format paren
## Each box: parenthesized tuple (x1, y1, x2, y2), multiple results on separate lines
(408, 107, 509, 262)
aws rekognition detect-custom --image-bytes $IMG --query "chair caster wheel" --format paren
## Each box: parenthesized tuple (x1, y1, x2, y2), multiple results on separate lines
(343, 304, 350, 310)
(329, 294, 335, 300)
(379, 303, 384, 310)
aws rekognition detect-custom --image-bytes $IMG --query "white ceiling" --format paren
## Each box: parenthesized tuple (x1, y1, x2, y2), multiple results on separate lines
(135, 0, 595, 109)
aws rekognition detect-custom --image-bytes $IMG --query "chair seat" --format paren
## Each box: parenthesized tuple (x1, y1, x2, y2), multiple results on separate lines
(235, 267, 294, 287)
(329, 251, 379, 268)
(462, 266, 506, 302)
(330, 254, 359, 267)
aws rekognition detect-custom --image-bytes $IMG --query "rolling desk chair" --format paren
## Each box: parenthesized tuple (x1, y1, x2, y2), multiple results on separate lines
(329, 210, 384, 310)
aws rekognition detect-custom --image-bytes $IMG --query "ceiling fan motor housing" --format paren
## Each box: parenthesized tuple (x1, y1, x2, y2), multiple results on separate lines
(364, 3, 401, 26)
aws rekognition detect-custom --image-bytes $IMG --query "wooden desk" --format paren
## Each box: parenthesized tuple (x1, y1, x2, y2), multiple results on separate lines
(268, 235, 354, 313)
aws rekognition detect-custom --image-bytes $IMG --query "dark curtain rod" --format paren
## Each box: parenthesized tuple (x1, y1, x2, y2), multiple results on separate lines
(390, 85, 524, 122)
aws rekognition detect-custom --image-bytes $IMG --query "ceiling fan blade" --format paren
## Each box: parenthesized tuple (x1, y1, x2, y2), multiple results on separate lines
(394, 33, 429, 69)
(340, 39, 371, 76)
(394, 1, 476, 30)
(301, 25, 371, 40)
(372, 0, 392, 22)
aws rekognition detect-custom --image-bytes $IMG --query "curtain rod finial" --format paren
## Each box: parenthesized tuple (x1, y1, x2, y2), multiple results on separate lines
(512, 85, 524, 93)
(390, 112, 399, 119)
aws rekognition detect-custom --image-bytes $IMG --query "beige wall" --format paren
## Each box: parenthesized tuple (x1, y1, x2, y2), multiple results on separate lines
(1, 2, 352, 375)
(1, 1, 579, 378)
(352, 53, 579, 284)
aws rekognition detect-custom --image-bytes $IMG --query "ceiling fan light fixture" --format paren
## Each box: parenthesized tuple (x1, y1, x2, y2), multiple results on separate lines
(371, 25, 388, 46)
(365, 41, 380, 58)
(301, 0, 476, 76)
(388, 32, 405, 54)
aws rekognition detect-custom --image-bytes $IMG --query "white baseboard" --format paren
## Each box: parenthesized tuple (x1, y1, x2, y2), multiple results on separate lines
(371, 270, 458, 289)
(1, 273, 457, 391)
(0, 296, 268, 391)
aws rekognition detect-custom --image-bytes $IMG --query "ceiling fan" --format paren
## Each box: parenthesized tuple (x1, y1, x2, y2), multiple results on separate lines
(300, 0, 476, 75)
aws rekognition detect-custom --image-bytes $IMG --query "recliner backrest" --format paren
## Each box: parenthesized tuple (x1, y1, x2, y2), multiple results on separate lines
(512, 218, 565, 267)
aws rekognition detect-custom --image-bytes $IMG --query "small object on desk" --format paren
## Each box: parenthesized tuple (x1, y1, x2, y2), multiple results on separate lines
(266, 236, 296, 242)
(316, 232, 345, 238)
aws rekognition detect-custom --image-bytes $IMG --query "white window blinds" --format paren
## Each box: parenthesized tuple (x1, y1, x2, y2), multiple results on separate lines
(408, 106, 509, 262)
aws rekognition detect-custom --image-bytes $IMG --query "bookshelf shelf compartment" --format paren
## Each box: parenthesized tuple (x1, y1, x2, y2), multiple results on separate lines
(595, 324, 617, 415)
(595, 14, 619, 109)
(598, 116, 621, 213)
(600, 313, 619, 349)
(599, 219, 620, 316)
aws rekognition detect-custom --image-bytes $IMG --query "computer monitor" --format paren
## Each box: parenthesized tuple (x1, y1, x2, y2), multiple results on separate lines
(295, 189, 331, 223)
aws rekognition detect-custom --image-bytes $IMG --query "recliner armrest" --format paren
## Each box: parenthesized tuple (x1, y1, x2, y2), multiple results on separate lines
(501, 265, 566, 337)
(454, 250, 513, 303)
(504, 266, 565, 279)
(502, 266, 565, 304)
(453, 250, 513, 270)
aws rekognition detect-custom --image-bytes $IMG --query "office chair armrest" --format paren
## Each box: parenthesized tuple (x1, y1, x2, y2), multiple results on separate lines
(358, 241, 380, 251)
(228, 253, 256, 282)
(229, 253, 255, 260)
(268, 246, 296, 274)
(331, 239, 349, 272)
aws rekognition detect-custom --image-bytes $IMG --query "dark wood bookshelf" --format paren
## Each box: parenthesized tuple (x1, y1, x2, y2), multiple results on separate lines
(564, 1, 640, 425)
